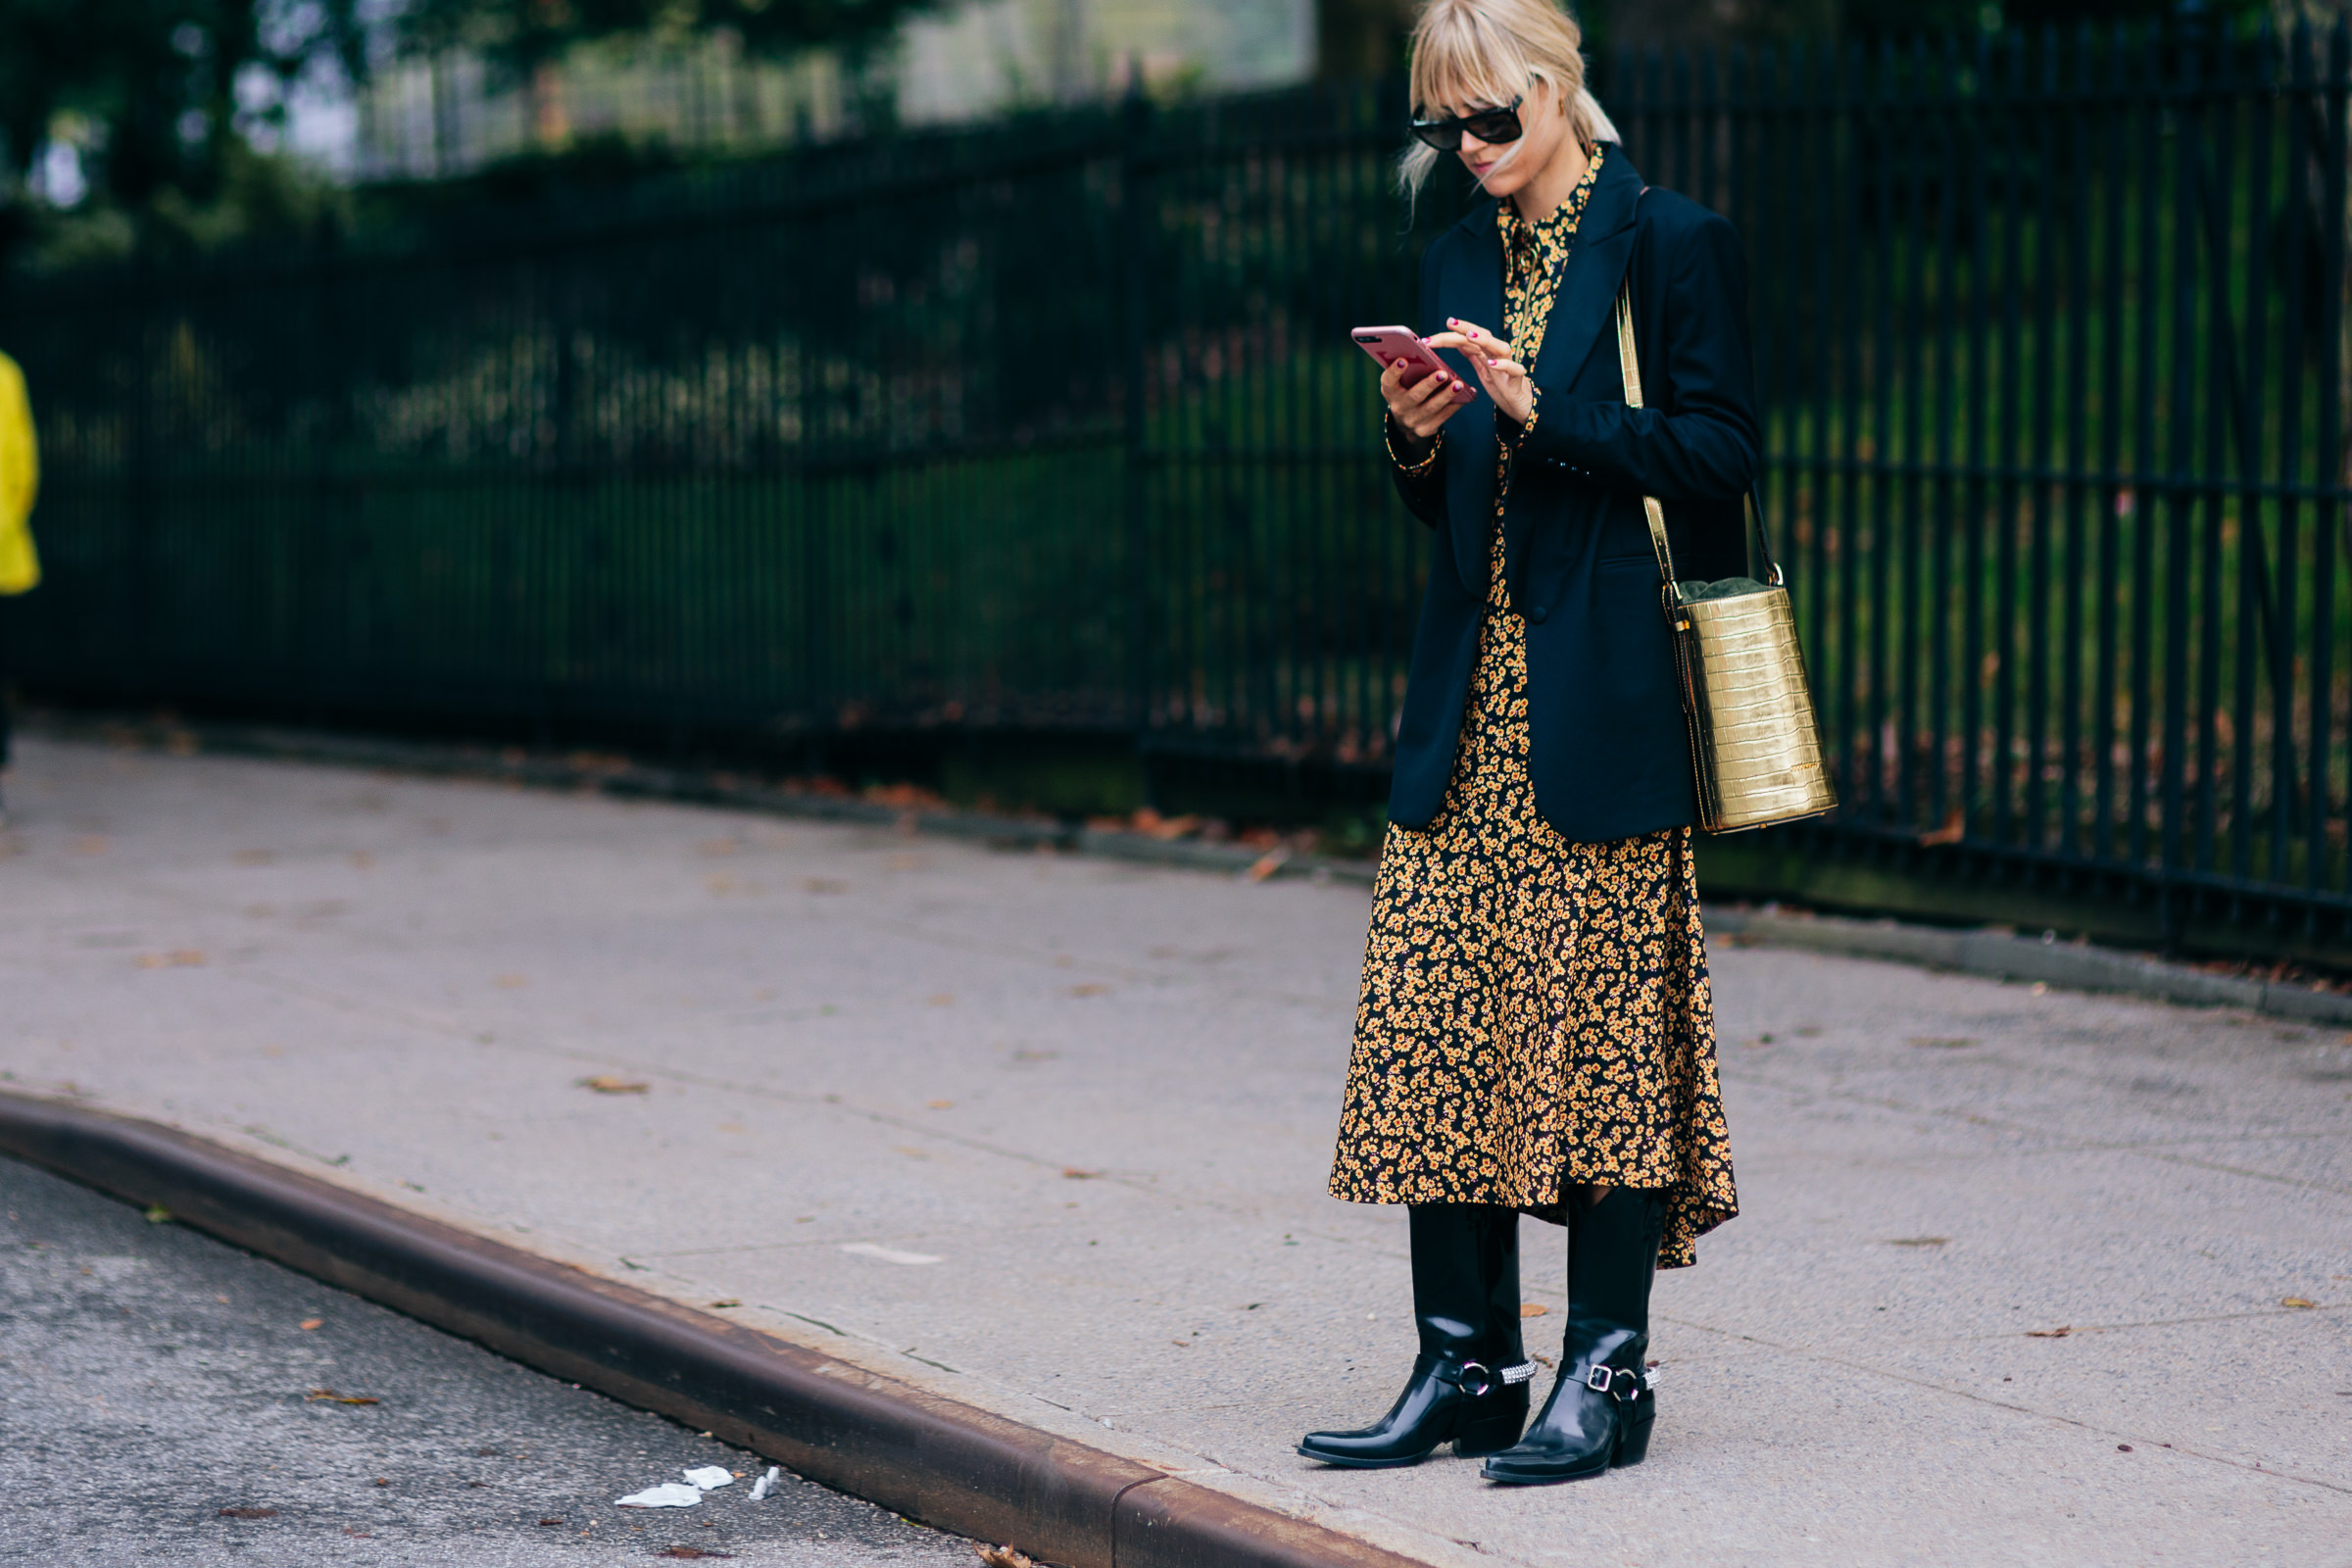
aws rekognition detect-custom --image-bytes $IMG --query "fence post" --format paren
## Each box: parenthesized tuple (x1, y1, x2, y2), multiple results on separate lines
(1118, 74, 1152, 760)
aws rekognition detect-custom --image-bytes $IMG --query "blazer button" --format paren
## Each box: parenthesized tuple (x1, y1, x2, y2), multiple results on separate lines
(1528, 606, 1549, 624)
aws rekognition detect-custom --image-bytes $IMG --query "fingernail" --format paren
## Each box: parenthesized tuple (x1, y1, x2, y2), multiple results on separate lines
(1452, 379, 1463, 389)
(1468, 328, 1480, 337)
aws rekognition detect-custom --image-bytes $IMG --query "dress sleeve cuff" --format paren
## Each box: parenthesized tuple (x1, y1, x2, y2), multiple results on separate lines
(1388, 418, 1443, 476)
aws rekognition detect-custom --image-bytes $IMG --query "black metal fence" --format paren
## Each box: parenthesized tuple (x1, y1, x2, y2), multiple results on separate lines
(7, 23, 2352, 945)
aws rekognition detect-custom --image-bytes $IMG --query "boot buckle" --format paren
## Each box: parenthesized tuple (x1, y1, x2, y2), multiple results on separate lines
(1584, 1364, 1646, 1402)
(1435, 1358, 1497, 1397)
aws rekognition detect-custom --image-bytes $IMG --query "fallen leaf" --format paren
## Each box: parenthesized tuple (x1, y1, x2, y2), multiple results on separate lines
(927, 994, 956, 1006)
(1246, 847, 1292, 882)
(1061, 1167, 1100, 1180)
(1908, 1037, 1977, 1050)
(976, 1546, 1036, 1568)
(1519, 1302, 1549, 1318)
(372, 1479, 390, 1488)
(2282, 1297, 2320, 1309)
(1064, 983, 1110, 998)
(136, 950, 207, 969)
(708, 1298, 743, 1308)
(2117, 1444, 2133, 1452)
(1886, 1237, 1950, 1248)
(305, 1388, 379, 1405)
(926, 1099, 954, 1109)
(657, 1547, 734, 1558)
(1171, 1339, 1191, 1348)
(217, 1507, 278, 1519)
(537, 1518, 564, 1527)
(580, 1075, 650, 1095)
(493, 974, 528, 989)
(2026, 1326, 2073, 1338)
(1918, 808, 1966, 847)
(299, 1319, 323, 1331)
(892, 1146, 932, 1159)
(144, 1204, 172, 1224)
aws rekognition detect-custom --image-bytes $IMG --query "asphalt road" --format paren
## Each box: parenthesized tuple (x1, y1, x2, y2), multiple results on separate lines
(0, 1157, 980, 1566)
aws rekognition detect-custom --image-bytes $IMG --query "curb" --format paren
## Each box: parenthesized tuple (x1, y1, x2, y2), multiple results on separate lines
(0, 1091, 1425, 1568)
(1707, 907, 2352, 1026)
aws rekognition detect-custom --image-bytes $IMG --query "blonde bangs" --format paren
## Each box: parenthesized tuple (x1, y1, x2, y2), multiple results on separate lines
(1409, 4, 1536, 121)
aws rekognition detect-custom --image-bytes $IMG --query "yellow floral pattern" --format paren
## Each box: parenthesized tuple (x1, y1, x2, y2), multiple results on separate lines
(1329, 149, 1737, 1267)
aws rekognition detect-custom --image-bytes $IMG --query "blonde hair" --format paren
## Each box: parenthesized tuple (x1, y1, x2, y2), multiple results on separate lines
(1399, 0, 1620, 199)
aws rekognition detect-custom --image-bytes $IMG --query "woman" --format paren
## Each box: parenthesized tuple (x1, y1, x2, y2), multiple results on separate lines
(1301, 0, 1746, 1487)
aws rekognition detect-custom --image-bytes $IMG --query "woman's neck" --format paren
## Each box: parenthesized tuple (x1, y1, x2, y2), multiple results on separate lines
(1510, 135, 1592, 224)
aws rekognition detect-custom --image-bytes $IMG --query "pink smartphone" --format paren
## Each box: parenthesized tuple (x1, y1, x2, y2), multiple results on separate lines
(1351, 325, 1476, 404)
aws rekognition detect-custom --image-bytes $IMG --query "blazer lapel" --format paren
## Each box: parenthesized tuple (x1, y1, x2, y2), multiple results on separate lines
(1436, 204, 1505, 592)
(1529, 150, 1643, 403)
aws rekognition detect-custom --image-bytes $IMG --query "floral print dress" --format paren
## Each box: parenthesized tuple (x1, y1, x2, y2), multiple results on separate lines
(1328, 151, 1738, 1267)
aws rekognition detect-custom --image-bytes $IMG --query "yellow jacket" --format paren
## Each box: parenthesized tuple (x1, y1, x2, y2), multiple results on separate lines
(0, 350, 38, 595)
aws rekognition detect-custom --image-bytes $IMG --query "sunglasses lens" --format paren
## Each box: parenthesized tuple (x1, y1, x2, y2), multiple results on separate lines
(1464, 109, 1523, 143)
(1410, 122, 1462, 151)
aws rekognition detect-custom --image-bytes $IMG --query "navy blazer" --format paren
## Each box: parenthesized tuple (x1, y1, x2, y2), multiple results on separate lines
(1388, 149, 1762, 844)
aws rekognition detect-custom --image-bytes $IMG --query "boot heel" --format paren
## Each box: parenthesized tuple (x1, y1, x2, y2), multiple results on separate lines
(1611, 1403, 1655, 1467)
(1453, 1407, 1526, 1457)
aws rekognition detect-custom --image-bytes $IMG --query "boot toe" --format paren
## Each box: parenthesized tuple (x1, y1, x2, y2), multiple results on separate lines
(1479, 1444, 1613, 1486)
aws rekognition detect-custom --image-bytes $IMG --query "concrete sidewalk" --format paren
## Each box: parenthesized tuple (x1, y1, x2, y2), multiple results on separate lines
(0, 732, 2345, 1567)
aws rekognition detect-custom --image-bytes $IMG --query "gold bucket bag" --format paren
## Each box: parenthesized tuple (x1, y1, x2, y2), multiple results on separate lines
(1613, 288, 1837, 833)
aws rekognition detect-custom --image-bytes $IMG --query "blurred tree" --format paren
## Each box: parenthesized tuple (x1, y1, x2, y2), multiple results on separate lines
(0, 0, 941, 270)
(391, 0, 936, 77)
(0, 0, 363, 262)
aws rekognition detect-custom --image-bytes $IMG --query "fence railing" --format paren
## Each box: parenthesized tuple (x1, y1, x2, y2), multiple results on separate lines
(7, 23, 2352, 945)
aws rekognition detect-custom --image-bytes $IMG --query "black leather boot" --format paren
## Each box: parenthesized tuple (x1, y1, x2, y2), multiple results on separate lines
(1298, 1204, 1535, 1468)
(1481, 1186, 1667, 1486)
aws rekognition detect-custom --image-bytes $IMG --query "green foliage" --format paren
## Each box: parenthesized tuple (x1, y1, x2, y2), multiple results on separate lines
(21, 135, 347, 273)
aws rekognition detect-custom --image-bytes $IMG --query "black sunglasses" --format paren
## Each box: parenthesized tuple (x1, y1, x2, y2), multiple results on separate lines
(1408, 96, 1525, 152)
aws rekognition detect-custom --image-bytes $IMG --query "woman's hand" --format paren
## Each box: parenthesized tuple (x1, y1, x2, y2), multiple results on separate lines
(1425, 318, 1533, 427)
(1380, 353, 1469, 454)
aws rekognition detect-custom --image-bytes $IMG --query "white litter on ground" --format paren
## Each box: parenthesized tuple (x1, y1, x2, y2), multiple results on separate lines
(683, 1466, 735, 1490)
(615, 1482, 704, 1508)
(839, 1242, 943, 1266)
(748, 1467, 781, 1501)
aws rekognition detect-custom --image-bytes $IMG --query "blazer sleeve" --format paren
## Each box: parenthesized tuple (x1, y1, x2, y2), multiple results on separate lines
(1388, 418, 1447, 529)
(1385, 234, 1452, 530)
(1516, 209, 1761, 503)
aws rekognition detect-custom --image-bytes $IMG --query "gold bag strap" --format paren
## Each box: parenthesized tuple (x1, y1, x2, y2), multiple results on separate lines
(1611, 283, 1787, 592)
(1611, 286, 1678, 589)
